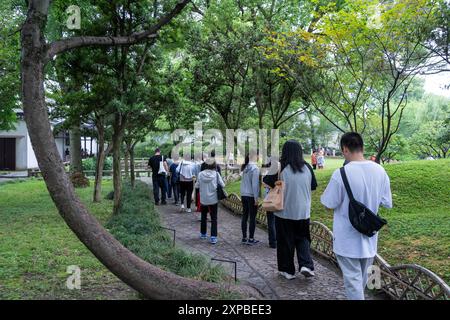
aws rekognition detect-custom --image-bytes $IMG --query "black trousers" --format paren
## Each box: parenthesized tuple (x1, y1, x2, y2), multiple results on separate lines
(200, 203, 218, 237)
(241, 196, 258, 239)
(266, 212, 277, 246)
(179, 180, 194, 209)
(171, 181, 180, 203)
(275, 216, 314, 275)
(152, 174, 167, 203)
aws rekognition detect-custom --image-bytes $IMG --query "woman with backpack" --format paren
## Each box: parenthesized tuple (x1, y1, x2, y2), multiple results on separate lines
(274, 140, 317, 280)
(196, 161, 225, 244)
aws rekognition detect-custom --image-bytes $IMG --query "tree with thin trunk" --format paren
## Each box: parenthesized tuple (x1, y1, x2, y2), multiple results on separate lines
(20, 0, 260, 300)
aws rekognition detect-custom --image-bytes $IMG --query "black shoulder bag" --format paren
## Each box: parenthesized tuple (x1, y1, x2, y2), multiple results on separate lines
(216, 172, 227, 200)
(339, 167, 387, 237)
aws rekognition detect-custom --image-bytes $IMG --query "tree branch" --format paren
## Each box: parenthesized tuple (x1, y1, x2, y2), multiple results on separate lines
(46, 0, 191, 61)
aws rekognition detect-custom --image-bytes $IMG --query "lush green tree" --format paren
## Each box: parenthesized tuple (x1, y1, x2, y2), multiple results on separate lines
(19, 0, 259, 299)
(410, 119, 450, 158)
(0, 1, 25, 130)
(264, 0, 443, 162)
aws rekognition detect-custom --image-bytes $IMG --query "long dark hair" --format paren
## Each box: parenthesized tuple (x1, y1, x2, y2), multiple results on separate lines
(241, 154, 250, 172)
(280, 140, 305, 173)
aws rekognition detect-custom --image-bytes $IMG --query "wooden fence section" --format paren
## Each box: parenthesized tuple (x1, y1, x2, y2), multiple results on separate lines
(220, 192, 450, 300)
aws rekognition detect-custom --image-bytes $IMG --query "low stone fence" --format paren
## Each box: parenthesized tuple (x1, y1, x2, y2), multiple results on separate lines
(221, 192, 450, 300)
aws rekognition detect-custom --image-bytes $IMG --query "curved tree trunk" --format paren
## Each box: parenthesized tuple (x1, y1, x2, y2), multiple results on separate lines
(21, 0, 261, 300)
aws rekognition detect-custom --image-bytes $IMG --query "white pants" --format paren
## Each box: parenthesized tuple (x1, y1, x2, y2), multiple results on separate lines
(336, 255, 374, 300)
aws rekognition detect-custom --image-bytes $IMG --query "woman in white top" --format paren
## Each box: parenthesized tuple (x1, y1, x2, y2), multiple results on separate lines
(177, 159, 194, 213)
(275, 140, 317, 280)
(195, 161, 225, 244)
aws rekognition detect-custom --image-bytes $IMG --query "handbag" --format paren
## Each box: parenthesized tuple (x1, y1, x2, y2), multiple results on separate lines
(158, 155, 167, 175)
(216, 172, 227, 200)
(262, 169, 284, 212)
(340, 167, 387, 237)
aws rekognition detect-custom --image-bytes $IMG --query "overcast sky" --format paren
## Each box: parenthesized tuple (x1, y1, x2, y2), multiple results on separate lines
(421, 71, 450, 98)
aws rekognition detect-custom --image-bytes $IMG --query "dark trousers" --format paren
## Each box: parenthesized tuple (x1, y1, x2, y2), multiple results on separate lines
(167, 177, 172, 198)
(267, 212, 277, 246)
(171, 181, 180, 203)
(152, 174, 167, 203)
(312, 164, 317, 170)
(180, 180, 194, 209)
(200, 203, 218, 237)
(241, 196, 258, 239)
(275, 216, 314, 275)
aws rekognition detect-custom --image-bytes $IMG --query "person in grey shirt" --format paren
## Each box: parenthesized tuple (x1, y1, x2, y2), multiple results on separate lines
(274, 140, 317, 280)
(240, 153, 261, 245)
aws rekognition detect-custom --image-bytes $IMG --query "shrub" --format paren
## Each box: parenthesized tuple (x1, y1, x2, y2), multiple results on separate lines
(106, 182, 231, 285)
(82, 156, 113, 171)
(70, 172, 90, 188)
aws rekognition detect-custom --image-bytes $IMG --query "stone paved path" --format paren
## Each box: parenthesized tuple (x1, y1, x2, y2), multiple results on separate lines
(140, 177, 381, 300)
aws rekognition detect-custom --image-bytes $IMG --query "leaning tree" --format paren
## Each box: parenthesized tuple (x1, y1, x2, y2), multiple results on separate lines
(20, 0, 260, 299)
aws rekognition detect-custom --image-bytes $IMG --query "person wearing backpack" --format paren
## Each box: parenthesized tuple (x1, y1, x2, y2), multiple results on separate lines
(148, 148, 169, 205)
(274, 140, 317, 280)
(320, 132, 392, 300)
(196, 161, 225, 244)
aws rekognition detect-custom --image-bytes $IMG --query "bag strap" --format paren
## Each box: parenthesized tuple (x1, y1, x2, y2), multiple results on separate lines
(339, 167, 355, 201)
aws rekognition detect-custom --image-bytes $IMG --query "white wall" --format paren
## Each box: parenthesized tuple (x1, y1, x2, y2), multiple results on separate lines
(0, 120, 31, 170)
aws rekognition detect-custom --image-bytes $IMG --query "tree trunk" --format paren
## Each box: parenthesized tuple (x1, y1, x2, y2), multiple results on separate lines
(20, 0, 261, 300)
(94, 123, 111, 202)
(130, 143, 136, 188)
(70, 124, 83, 173)
(112, 114, 124, 215)
(124, 146, 130, 179)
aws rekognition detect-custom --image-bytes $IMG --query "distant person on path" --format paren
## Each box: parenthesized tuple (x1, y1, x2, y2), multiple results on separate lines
(196, 161, 225, 244)
(240, 153, 260, 245)
(148, 148, 169, 205)
(320, 132, 392, 300)
(169, 158, 180, 205)
(317, 150, 325, 169)
(64, 148, 70, 162)
(274, 140, 317, 280)
(177, 159, 195, 213)
(262, 159, 279, 249)
(166, 154, 174, 200)
(311, 150, 317, 170)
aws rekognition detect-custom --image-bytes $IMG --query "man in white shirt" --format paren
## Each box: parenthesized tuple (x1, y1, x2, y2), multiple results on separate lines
(320, 132, 393, 300)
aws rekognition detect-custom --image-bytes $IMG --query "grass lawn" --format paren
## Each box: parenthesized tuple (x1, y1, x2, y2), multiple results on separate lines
(0, 179, 136, 300)
(226, 158, 450, 283)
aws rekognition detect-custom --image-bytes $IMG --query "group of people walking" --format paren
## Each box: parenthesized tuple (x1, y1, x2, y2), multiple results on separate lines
(148, 132, 392, 300)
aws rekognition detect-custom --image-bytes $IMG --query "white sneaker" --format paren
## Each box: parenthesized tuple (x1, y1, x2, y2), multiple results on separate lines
(300, 267, 315, 278)
(187, 208, 192, 213)
(180, 204, 185, 212)
(279, 271, 296, 280)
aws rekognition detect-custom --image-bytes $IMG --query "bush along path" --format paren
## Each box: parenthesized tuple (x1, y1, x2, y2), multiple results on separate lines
(140, 181, 383, 300)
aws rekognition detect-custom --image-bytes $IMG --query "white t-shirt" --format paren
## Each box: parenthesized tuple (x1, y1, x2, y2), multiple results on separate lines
(320, 161, 393, 258)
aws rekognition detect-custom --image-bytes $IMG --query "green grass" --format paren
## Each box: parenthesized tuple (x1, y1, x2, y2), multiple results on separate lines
(226, 159, 450, 283)
(0, 179, 134, 299)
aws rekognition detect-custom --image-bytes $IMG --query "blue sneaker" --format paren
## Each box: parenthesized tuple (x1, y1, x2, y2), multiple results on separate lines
(210, 236, 218, 244)
(200, 233, 207, 240)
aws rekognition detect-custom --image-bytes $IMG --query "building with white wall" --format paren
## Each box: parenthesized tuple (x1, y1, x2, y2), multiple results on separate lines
(0, 111, 97, 171)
